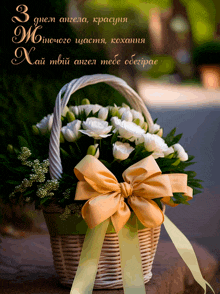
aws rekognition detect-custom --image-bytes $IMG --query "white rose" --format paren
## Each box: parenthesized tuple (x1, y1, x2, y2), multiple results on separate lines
(141, 133, 170, 159)
(131, 109, 145, 127)
(173, 143, 188, 161)
(80, 117, 112, 139)
(36, 114, 53, 135)
(61, 120, 81, 142)
(121, 109, 133, 122)
(98, 107, 108, 120)
(114, 120, 145, 142)
(113, 141, 134, 160)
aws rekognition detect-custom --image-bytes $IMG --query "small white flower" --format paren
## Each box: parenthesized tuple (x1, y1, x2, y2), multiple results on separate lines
(69, 106, 79, 116)
(114, 119, 145, 142)
(111, 116, 122, 128)
(164, 146, 174, 157)
(36, 114, 53, 135)
(118, 107, 128, 117)
(113, 141, 134, 160)
(81, 104, 102, 116)
(149, 123, 161, 134)
(61, 120, 81, 142)
(173, 143, 188, 161)
(121, 109, 133, 122)
(80, 117, 112, 139)
(131, 109, 145, 127)
(141, 133, 170, 159)
(98, 107, 108, 120)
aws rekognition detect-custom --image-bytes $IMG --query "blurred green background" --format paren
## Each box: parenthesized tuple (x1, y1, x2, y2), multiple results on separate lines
(2, 0, 220, 154)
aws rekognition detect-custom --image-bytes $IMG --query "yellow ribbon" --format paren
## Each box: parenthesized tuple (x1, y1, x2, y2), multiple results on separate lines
(69, 155, 214, 294)
(74, 155, 193, 232)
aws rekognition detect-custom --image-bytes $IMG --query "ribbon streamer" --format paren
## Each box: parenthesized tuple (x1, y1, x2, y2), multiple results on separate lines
(70, 219, 110, 294)
(50, 154, 215, 294)
(118, 214, 146, 294)
(163, 215, 215, 294)
(44, 213, 215, 294)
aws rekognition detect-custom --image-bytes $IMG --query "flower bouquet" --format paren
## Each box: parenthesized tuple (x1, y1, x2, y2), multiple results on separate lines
(1, 74, 213, 294)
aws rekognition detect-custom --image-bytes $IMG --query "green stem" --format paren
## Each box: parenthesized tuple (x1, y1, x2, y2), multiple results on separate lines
(74, 141, 82, 154)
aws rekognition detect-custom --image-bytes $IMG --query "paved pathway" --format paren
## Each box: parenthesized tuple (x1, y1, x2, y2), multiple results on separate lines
(0, 234, 219, 294)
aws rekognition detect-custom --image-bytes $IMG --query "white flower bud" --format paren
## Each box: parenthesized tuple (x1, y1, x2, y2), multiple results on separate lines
(94, 144, 100, 158)
(113, 141, 134, 160)
(164, 146, 174, 157)
(98, 107, 108, 120)
(36, 114, 53, 135)
(156, 128, 163, 137)
(121, 109, 133, 122)
(119, 107, 128, 117)
(150, 123, 161, 134)
(69, 106, 79, 116)
(66, 111, 75, 122)
(142, 133, 170, 159)
(173, 143, 188, 161)
(61, 120, 81, 142)
(87, 144, 100, 158)
(131, 109, 145, 127)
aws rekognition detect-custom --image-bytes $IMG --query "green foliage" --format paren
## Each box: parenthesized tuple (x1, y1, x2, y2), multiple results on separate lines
(0, 91, 203, 212)
(193, 41, 220, 66)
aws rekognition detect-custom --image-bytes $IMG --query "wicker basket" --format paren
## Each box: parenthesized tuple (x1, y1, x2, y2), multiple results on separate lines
(46, 74, 163, 289)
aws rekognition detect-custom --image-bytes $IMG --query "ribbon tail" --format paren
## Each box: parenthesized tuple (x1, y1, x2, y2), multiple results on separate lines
(70, 218, 110, 294)
(163, 215, 215, 294)
(118, 214, 146, 294)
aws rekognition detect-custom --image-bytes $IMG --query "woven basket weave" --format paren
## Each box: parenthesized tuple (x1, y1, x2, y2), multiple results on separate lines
(46, 74, 163, 289)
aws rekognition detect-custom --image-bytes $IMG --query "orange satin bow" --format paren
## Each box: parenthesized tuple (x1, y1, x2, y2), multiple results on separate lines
(74, 155, 193, 233)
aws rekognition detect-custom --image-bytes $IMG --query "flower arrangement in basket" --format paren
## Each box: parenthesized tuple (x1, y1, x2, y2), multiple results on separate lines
(2, 74, 214, 294)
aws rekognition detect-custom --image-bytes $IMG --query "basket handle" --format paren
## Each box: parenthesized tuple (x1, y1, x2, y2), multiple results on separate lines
(49, 74, 154, 179)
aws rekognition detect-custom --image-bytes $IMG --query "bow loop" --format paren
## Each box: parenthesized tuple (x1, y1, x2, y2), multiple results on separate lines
(74, 155, 193, 233)
(120, 182, 133, 198)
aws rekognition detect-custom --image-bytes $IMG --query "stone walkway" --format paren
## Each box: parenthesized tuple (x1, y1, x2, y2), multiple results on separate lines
(0, 233, 219, 294)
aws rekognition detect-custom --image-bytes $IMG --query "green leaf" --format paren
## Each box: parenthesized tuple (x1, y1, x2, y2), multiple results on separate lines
(6, 180, 21, 185)
(172, 193, 190, 205)
(153, 198, 163, 210)
(40, 197, 50, 205)
(111, 131, 119, 144)
(193, 188, 202, 195)
(18, 136, 29, 148)
(172, 133, 183, 144)
(164, 128, 176, 146)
